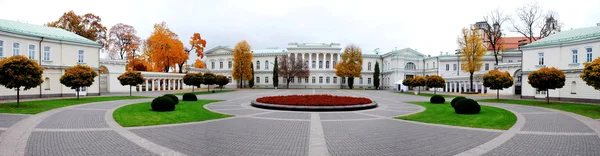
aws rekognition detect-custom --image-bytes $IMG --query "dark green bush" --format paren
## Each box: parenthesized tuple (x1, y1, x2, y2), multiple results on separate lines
(163, 94, 179, 105)
(451, 96, 467, 108)
(454, 98, 481, 114)
(430, 95, 445, 104)
(151, 96, 175, 111)
(182, 93, 198, 101)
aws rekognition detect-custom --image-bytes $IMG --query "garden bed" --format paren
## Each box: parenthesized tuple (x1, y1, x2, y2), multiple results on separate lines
(252, 94, 377, 111)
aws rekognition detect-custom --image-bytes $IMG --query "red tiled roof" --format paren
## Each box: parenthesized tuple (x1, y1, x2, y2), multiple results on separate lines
(487, 37, 538, 50)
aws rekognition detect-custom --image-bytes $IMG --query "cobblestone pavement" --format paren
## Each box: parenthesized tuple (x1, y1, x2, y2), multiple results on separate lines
(0, 89, 599, 156)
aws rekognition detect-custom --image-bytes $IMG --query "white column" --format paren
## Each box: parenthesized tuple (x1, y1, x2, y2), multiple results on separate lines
(330, 53, 333, 69)
(168, 79, 172, 90)
(475, 81, 479, 92)
(445, 83, 448, 92)
(309, 53, 313, 69)
(145, 80, 149, 92)
(316, 53, 320, 69)
(151, 79, 154, 91)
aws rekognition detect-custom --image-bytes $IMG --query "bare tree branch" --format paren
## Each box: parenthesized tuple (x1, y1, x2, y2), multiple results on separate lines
(483, 8, 510, 65)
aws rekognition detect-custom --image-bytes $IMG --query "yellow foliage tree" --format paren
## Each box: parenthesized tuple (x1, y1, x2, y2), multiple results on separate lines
(231, 40, 253, 88)
(194, 59, 206, 68)
(334, 44, 363, 89)
(458, 26, 487, 92)
(147, 22, 186, 73)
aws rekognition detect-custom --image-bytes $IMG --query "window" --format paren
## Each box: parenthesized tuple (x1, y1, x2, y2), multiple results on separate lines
(0, 40, 3, 57)
(312, 77, 316, 83)
(312, 61, 316, 68)
(319, 76, 323, 83)
(43, 46, 50, 61)
(219, 62, 223, 69)
(265, 60, 269, 69)
(319, 61, 323, 68)
(426, 63, 429, 69)
(485, 63, 489, 71)
(228, 61, 232, 69)
(342, 77, 346, 84)
(587, 48, 593, 62)
(13, 42, 20, 56)
(433, 62, 436, 68)
(508, 60, 513, 63)
(305, 61, 309, 66)
(256, 61, 260, 69)
(77, 50, 84, 63)
(326, 61, 330, 69)
(256, 77, 260, 83)
(333, 61, 336, 66)
(571, 81, 576, 94)
(326, 77, 330, 83)
(572, 50, 578, 64)
(446, 64, 449, 71)
(298, 77, 302, 84)
(27, 45, 35, 59)
(453, 64, 457, 71)
(368, 62, 372, 70)
(333, 77, 337, 84)
(368, 78, 372, 84)
(538, 53, 544, 65)
(405, 62, 416, 70)
(290, 77, 295, 83)
(265, 77, 269, 83)
(211, 62, 215, 69)
(359, 78, 363, 84)
(305, 77, 308, 83)
(44, 77, 50, 90)
(228, 76, 232, 82)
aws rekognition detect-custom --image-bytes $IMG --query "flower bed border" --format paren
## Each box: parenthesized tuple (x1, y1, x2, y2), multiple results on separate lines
(251, 100, 378, 111)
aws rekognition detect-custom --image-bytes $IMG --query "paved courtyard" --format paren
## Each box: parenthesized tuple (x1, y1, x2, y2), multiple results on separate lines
(1, 89, 599, 156)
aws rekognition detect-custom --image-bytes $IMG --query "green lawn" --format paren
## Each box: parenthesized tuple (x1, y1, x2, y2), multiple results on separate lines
(0, 96, 149, 114)
(396, 91, 457, 98)
(397, 102, 517, 130)
(175, 89, 234, 95)
(479, 99, 600, 119)
(113, 100, 232, 127)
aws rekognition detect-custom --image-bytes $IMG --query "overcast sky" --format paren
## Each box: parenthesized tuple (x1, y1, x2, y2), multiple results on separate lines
(1, 0, 599, 62)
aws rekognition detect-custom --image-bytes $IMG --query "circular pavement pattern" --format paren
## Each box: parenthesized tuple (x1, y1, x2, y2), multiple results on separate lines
(1, 89, 600, 156)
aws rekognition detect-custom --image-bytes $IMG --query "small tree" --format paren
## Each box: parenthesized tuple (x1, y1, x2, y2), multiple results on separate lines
(249, 63, 254, 88)
(183, 73, 203, 92)
(60, 64, 98, 100)
(117, 71, 145, 96)
(335, 44, 363, 89)
(203, 72, 217, 92)
(528, 67, 565, 104)
(412, 76, 427, 94)
(426, 75, 445, 94)
(278, 55, 310, 88)
(0, 55, 44, 107)
(273, 56, 279, 88)
(216, 75, 230, 90)
(402, 78, 413, 91)
(483, 69, 514, 100)
(581, 57, 600, 91)
(373, 61, 380, 90)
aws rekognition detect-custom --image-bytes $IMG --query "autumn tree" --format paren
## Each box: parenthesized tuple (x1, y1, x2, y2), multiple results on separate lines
(147, 22, 186, 73)
(402, 78, 413, 89)
(60, 64, 98, 100)
(178, 33, 206, 73)
(0, 55, 44, 107)
(373, 61, 380, 90)
(483, 9, 509, 65)
(47, 10, 107, 46)
(117, 71, 144, 96)
(412, 76, 427, 94)
(273, 56, 279, 88)
(278, 55, 310, 88)
(126, 58, 151, 71)
(216, 75, 230, 90)
(203, 72, 217, 92)
(194, 59, 206, 68)
(458, 27, 487, 93)
(183, 73, 203, 92)
(528, 67, 565, 104)
(107, 23, 141, 60)
(426, 75, 445, 94)
(231, 40, 253, 88)
(581, 57, 600, 91)
(511, 2, 562, 43)
(483, 69, 514, 100)
(249, 63, 255, 88)
(335, 44, 363, 89)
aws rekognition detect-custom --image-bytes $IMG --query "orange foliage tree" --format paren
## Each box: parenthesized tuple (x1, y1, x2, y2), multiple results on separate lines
(107, 23, 141, 60)
(335, 44, 363, 89)
(60, 64, 98, 100)
(126, 58, 151, 71)
(231, 40, 253, 88)
(194, 59, 206, 68)
(412, 76, 427, 94)
(528, 67, 565, 104)
(483, 69, 514, 100)
(178, 33, 208, 73)
(147, 22, 186, 73)
(458, 26, 487, 92)
(47, 10, 107, 47)
(0, 55, 44, 107)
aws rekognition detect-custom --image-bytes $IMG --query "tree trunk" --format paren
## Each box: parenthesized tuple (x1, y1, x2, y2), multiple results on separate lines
(434, 88, 436, 95)
(546, 89, 549, 104)
(287, 78, 290, 89)
(469, 72, 474, 92)
(129, 86, 132, 96)
(418, 86, 421, 94)
(494, 54, 499, 65)
(497, 90, 500, 101)
(76, 90, 80, 100)
(16, 88, 20, 107)
(192, 86, 195, 93)
(208, 85, 210, 92)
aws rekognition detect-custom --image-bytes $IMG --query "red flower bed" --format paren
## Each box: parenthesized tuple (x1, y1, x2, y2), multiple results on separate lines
(255, 94, 373, 106)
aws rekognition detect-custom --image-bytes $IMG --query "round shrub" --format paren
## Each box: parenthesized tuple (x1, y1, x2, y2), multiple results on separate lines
(430, 95, 445, 104)
(163, 94, 179, 105)
(151, 96, 175, 111)
(451, 96, 467, 108)
(182, 93, 198, 101)
(454, 98, 481, 114)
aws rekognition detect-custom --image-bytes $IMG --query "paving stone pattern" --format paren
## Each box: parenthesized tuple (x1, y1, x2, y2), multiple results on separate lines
(484, 134, 600, 156)
(0, 114, 29, 128)
(25, 131, 157, 156)
(521, 113, 594, 133)
(254, 112, 311, 120)
(319, 113, 378, 120)
(36, 109, 109, 129)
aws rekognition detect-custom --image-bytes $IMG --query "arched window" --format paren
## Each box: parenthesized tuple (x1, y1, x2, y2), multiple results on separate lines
(405, 62, 416, 70)
(326, 61, 330, 69)
(368, 62, 372, 70)
(256, 61, 260, 69)
(571, 81, 576, 94)
(44, 77, 50, 90)
(265, 60, 269, 69)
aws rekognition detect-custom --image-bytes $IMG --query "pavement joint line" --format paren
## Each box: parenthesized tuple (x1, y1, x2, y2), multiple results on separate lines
(208, 108, 248, 111)
(240, 111, 273, 117)
(308, 113, 330, 156)
(67, 108, 109, 111)
(519, 112, 559, 114)
(125, 117, 237, 130)
(105, 101, 185, 156)
(321, 118, 385, 122)
(516, 131, 598, 136)
(0, 113, 32, 117)
(353, 112, 388, 118)
(242, 116, 310, 122)
(392, 118, 507, 133)
(378, 109, 417, 113)
(33, 128, 113, 132)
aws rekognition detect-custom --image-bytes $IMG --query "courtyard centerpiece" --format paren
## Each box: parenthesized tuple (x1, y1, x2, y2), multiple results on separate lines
(252, 94, 376, 111)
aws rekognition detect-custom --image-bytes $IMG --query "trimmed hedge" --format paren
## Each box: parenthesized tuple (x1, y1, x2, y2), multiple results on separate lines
(454, 98, 481, 114)
(163, 94, 179, 105)
(151, 96, 176, 111)
(451, 96, 467, 108)
(430, 95, 445, 104)
(182, 93, 198, 101)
